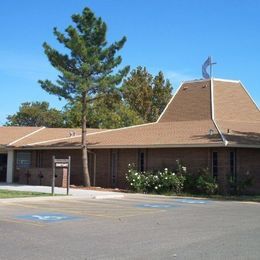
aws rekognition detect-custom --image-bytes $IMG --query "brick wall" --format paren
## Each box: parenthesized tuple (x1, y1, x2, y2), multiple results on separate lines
(210, 148, 230, 194)
(236, 148, 260, 194)
(116, 149, 138, 188)
(146, 148, 210, 173)
(13, 147, 260, 194)
(17, 168, 68, 187)
(95, 149, 110, 188)
(14, 149, 84, 186)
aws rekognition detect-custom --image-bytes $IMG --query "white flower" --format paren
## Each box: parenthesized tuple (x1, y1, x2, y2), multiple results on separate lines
(182, 166, 187, 172)
(172, 173, 175, 176)
(135, 172, 138, 176)
(165, 177, 168, 180)
(137, 176, 140, 180)
(155, 186, 158, 190)
(128, 163, 131, 167)
(164, 168, 168, 171)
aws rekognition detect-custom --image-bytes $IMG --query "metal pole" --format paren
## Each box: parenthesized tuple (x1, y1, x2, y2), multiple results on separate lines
(52, 156, 55, 196)
(67, 156, 71, 196)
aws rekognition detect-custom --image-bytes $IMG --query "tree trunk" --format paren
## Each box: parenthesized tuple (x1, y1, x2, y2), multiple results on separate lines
(81, 92, 91, 187)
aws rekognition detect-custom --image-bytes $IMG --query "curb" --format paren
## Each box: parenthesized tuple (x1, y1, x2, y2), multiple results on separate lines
(0, 193, 124, 203)
(93, 194, 125, 199)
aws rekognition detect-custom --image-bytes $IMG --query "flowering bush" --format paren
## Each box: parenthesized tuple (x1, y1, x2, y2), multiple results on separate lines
(126, 161, 219, 195)
(126, 164, 185, 194)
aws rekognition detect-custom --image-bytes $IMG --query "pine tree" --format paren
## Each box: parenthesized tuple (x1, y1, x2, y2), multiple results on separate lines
(39, 7, 129, 186)
(121, 67, 153, 122)
(151, 71, 172, 121)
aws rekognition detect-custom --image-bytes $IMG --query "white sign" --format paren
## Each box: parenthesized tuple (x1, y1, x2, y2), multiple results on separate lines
(55, 163, 69, 168)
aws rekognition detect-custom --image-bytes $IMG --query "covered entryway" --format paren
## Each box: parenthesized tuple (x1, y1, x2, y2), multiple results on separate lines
(0, 154, 7, 182)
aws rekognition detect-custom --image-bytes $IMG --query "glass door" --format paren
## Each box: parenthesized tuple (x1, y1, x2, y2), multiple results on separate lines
(0, 154, 7, 182)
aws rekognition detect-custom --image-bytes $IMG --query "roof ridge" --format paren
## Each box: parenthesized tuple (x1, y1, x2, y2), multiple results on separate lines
(211, 78, 228, 146)
(239, 81, 260, 112)
(213, 78, 240, 83)
(156, 82, 184, 122)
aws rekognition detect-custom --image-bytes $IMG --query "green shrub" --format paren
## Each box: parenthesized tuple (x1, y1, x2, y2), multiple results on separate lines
(228, 172, 253, 195)
(184, 168, 218, 195)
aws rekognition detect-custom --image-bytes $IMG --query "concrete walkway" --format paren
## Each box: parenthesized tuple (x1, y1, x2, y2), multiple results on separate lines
(0, 183, 124, 199)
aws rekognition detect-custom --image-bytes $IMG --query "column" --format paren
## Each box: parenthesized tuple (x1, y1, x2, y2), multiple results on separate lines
(6, 150, 14, 183)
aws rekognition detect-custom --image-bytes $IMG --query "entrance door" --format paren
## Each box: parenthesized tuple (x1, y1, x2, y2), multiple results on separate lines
(0, 154, 7, 182)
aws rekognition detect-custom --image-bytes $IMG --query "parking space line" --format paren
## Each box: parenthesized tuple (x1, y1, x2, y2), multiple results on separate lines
(2, 202, 124, 219)
(0, 218, 44, 227)
(4, 201, 164, 219)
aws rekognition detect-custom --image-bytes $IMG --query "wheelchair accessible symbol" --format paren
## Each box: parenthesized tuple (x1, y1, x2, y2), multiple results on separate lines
(17, 213, 79, 222)
(138, 203, 178, 209)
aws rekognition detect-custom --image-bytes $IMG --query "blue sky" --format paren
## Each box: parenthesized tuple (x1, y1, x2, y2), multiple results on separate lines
(0, 0, 260, 125)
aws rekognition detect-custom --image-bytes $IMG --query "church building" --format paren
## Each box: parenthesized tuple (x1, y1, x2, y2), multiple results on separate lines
(1, 78, 259, 194)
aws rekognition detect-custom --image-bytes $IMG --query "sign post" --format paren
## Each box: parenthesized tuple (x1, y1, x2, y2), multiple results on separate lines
(67, 156, 71, 196)
(52, 156, 71, 196)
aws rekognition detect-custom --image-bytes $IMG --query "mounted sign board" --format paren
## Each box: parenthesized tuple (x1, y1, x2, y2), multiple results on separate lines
(54, 158, 69, 168)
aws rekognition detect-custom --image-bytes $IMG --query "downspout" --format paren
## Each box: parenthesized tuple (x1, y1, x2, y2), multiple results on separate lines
(210, 78, 228, 146)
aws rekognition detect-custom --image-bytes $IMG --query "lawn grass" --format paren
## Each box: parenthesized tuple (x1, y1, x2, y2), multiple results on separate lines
(137, 191, 260, 202)
(0, 189, 52, 199)
(170, 193, 260, 202)
(206, 194, 260, 202)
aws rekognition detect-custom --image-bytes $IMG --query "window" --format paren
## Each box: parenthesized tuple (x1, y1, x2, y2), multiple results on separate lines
(36, 151, 42, 168)
(16, 152, 31, 168)
(212, 152, 218, 179)
(139, 152, 145, 172)
(111, 151, 117, 187)
(230, 151, 236, 181)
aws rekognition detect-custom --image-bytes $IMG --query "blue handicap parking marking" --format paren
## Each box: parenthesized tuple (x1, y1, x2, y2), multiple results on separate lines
(17, 213, 79, 223)
(174, 198, 210, 204)
(137, 203, 179, 209)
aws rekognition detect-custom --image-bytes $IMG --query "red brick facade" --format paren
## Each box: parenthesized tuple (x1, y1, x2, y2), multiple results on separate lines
(13, 147, 260, 194)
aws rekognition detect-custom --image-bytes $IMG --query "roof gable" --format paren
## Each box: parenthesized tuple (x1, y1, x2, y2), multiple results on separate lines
(213, 79, 260, 122)
(158, 79, 212, 122)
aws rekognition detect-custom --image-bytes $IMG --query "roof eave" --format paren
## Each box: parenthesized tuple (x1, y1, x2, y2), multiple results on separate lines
(11, 143, 226, 150)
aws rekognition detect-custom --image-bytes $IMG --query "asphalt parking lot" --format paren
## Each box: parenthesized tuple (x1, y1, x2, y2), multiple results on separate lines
(0, 195, 260, 260)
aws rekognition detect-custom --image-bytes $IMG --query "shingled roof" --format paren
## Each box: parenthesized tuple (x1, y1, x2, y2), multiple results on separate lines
(3, 78, 260, 149)
(0, 127, 103, 148)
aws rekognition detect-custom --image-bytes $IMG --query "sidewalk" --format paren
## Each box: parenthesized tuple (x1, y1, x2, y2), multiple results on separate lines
(0, 183, 124, 200)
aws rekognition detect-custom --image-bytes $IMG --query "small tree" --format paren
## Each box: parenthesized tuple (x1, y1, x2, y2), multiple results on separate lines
(39, 7, 129, 186)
